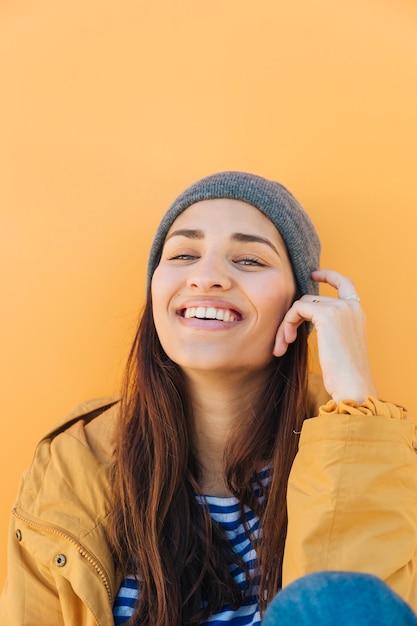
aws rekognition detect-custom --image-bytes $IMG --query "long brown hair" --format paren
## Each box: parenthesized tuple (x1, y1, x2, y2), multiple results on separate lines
(109, 294, 309, 625)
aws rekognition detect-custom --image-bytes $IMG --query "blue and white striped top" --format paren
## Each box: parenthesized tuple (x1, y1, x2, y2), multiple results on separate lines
(113, 470, 270, 625)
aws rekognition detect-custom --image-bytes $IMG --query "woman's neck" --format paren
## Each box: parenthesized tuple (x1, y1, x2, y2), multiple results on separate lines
(183, 368, 269, 497)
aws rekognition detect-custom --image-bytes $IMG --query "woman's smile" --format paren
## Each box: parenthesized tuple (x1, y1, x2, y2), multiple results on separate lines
(182, 306, 239, 322)
(177, 297, 244, 327)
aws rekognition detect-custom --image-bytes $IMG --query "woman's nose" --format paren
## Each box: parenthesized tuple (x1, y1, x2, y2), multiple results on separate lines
(186, 255, 232, 290)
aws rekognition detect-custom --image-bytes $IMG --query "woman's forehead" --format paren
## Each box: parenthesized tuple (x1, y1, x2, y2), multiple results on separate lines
(166, 197, 284, 237)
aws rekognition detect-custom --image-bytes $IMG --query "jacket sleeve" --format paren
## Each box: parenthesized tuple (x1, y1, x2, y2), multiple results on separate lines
(282, 397, 417, 611)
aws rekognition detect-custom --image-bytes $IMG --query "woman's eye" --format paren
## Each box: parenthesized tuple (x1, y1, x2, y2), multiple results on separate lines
(236, 257, 265, 267)
(169, 254, 198, 261)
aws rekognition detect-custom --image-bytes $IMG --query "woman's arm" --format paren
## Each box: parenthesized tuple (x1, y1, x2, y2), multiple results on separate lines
(283, 398, 417, 611)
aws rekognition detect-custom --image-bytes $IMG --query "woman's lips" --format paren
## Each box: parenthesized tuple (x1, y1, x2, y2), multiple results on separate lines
(179, 306, 242, 323)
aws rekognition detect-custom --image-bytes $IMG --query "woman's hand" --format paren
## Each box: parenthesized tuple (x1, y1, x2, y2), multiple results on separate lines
(273, 269, 378, 404)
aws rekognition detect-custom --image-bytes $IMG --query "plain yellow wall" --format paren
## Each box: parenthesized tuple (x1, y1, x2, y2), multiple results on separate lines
(1, 0, 417, 586)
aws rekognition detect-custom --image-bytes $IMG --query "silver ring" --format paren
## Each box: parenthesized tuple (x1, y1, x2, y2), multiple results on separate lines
(345, 294, 361, 303)
(312, 298, 320, 303)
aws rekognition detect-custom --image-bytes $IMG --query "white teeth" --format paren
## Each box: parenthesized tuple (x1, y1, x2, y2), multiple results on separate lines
(183, 307, 236, 322)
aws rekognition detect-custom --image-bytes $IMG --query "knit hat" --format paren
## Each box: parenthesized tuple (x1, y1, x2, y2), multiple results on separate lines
(147, 171, 321, 297)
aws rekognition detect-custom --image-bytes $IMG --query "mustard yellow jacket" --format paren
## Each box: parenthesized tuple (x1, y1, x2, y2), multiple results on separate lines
(1, 387, 417, 625)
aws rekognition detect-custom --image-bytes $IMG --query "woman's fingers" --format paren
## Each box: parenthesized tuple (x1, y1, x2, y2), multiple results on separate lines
(273, 270, 377, 404)
(273, 302, 314, 356)
(311, 269, 360, 301)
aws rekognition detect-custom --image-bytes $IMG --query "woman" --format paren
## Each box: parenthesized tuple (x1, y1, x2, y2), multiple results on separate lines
(1, 171, 417, 626)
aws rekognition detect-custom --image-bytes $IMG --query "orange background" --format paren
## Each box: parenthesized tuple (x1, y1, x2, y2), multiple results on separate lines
(1, 0, 417, 586)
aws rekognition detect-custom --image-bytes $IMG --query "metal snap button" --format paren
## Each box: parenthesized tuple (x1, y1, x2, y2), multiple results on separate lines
(54, 553, 67, 567)
(15, 529, 22, 541)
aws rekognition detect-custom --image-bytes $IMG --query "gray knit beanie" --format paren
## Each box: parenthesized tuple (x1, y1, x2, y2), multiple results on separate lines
(147, 171, 321, 297)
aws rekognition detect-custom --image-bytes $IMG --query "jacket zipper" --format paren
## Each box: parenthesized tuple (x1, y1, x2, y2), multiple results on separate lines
(13, 508, 113, 601)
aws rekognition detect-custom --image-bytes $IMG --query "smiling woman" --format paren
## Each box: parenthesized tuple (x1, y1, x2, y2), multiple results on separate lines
(1, 172, 417, 626)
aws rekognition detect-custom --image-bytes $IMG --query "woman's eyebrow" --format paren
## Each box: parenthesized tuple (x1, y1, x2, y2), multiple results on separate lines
(232, 233, 280, 256)
(165, 229, 280, 257)
(165, 228, 204, 241)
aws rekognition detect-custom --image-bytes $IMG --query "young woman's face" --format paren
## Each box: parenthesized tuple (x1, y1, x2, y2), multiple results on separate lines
(151, 199, 296, 376)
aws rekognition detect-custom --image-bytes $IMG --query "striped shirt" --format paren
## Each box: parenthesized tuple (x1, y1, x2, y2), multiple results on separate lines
(113, 470, 270, 625)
